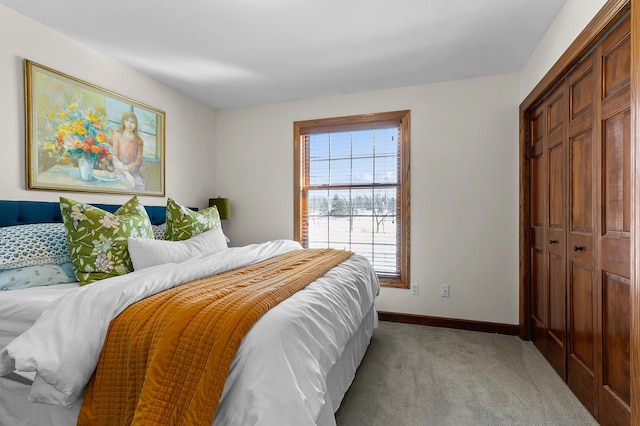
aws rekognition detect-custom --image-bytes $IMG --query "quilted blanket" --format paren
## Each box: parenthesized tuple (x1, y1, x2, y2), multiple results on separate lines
(77, 248, 353, 426)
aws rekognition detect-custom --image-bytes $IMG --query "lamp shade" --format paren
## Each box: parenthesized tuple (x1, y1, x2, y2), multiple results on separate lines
(209, 197, 231, 220)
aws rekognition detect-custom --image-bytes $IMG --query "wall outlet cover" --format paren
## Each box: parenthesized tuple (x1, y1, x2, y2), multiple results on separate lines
(410, 282, 419, 295)
(441, 285, 450, 297)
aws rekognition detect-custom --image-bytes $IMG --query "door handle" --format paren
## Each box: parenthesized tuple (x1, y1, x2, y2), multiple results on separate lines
(549, 239, 558, 244)
(573, 246, 583, 252)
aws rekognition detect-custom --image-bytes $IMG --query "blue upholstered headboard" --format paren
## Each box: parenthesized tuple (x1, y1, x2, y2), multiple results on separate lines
(0, 200, 171, 227)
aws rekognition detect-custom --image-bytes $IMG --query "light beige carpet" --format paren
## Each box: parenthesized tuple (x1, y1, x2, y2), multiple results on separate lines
(335, 321, 598, 426)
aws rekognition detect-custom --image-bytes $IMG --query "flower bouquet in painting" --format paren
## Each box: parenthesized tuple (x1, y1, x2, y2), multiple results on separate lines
(42, 102, 114, 181)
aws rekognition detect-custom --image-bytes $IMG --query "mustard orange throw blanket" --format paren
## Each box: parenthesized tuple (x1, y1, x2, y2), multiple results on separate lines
(78, 248, 352, 426)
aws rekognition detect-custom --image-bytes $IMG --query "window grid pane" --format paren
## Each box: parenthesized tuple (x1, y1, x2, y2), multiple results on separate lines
(305, 125, 400, 277)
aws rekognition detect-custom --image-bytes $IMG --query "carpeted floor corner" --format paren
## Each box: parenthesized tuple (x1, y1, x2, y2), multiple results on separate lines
(335, 321, 598, 426)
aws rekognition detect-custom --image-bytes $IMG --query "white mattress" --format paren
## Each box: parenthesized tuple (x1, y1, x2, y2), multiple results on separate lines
(0, 241, 379, 425)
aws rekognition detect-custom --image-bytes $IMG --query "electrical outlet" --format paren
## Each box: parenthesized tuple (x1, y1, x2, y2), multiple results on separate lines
(440, 284, 450, 298)
(410, 282, 419, 295)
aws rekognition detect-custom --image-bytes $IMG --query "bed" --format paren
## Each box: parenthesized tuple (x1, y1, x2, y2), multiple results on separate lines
(0, 199, 379, 426)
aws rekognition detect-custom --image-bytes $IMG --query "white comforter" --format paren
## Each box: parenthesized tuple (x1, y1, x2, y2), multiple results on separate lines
(0, 240, 379, 425)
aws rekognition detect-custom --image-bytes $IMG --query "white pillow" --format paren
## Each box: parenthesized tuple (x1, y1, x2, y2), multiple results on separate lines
(128, 227, 228, 270)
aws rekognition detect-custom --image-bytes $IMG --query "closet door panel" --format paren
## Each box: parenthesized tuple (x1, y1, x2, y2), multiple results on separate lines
(567, 128, 595, 268)
(531, 248, 546, 352)
(545, 88, 567, 378)
(569, 130, 593, 233)
(565, 53, 597, 414)
(548, 135, 565, 230)
(569, 71, 593, 120)
(599, 106, 631, 424)
(568, 261, 596, 409)
(547, 251, 566, 376)
(569, 263, 595, 367)
(530, 106, 546, 354)
(531, 153, 545, 228)
(601, 109, 631, 239)
(547, 93, 564, 135)
(602, 36, 630, 98)
(597, 14, 630, 425)
(600, 272, 630, 425)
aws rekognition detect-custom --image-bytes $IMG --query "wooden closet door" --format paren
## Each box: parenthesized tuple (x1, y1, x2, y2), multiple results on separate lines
(529, 84, 567, 379)
(530, 104, 546, 356)
(597, 14, 631, 426)
(566, 52, 598, 415)
(545, 85, 567, 378)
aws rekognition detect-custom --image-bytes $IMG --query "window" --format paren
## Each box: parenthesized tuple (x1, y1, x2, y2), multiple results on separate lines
(294, 110, 410, 288)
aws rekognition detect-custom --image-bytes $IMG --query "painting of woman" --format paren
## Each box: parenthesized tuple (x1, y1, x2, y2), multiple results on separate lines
(109, 111, 146, 190)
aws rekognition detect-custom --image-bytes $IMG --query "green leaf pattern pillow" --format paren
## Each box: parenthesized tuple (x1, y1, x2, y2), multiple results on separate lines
(60, 196, 153, 285)
(165, 198, 221, 241)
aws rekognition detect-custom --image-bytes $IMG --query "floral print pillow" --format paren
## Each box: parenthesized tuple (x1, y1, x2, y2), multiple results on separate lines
(165, 198, 221, 241)
(60, 196, 153, 285)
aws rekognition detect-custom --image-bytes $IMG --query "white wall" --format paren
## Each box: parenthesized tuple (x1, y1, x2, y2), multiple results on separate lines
(519, 0, 609, 100)
(217, 73, 521, 325)
(0, 4, 217, 209)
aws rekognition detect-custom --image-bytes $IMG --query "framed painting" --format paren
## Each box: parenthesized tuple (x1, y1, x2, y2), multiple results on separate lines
(24, 60, 166, 196)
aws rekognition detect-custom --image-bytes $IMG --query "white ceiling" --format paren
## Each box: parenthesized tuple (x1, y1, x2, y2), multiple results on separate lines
(1, 0, 566, 109)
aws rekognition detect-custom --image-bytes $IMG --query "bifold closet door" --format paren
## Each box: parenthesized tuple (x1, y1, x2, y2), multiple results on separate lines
(565, 51, 597, 415)
(544, 85, 568, 379)
(529, 83, 567, 380)
(596, 14, 631, 426)
(529, 103, 546, 356)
